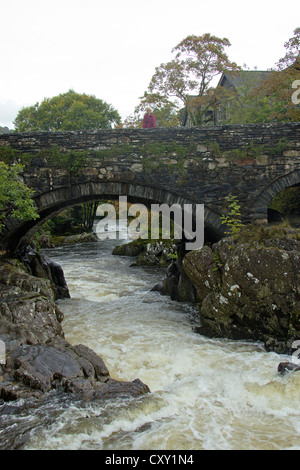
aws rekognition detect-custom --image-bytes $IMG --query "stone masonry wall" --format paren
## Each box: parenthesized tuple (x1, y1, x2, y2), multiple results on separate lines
(0, 122, 299, 252)
(0, 122, 299, 153)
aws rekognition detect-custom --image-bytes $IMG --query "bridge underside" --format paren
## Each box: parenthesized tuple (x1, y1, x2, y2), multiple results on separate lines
(1, 182, 226, 255)
(253, 169, 300, 219)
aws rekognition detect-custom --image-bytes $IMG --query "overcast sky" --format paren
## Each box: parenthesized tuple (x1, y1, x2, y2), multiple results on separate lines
(0, 0, 299, 128)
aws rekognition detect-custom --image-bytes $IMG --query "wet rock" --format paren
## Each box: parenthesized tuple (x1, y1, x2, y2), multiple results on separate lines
(70, 343, 109, 379)
(58, 232, 98, 246)
(0, 259, 64, 347)
(0, 254, 150, 403)
(8, 344, 84, 392)
(113, 239, 178, 267)
(151, 283, 164, 294)
(91, 378, 150, 401)
(277, 362, 300, 375)
(37, 234, 55, 249)
(113, 241, 144, 257)
(42, 232, 98, 248)
(182, 245, 220, 301)
(1, 339, 149, 401)
(181, 226, 300, 354)
(160, 241, 196, 302)
(161, 260, 180, 300)
(16, 246, 70, 300)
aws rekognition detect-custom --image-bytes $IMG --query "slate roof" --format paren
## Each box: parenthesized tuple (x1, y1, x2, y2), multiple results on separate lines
(217, 70, 272, 91)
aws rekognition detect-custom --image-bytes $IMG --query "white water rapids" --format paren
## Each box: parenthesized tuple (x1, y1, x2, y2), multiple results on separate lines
(19, 227, 300, 450)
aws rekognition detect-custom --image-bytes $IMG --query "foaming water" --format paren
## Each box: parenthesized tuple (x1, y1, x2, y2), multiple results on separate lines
(20, 238, 300, 450)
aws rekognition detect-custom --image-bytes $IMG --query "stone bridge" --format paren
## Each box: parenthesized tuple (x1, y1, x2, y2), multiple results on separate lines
(0, 122, 299, 253)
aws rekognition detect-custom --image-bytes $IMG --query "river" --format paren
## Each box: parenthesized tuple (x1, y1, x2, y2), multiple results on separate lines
(3, 228, 300, 450)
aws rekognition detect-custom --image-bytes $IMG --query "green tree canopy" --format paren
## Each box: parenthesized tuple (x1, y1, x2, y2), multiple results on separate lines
(233, 28, 300, 124)
(255, 28, 300, 122)
(0, 126, 12, 134)
(0, 162, 39, 232)
(124, 92, 180, 128)
(146, 33, 240, 125)
(14, 90, 121, 131)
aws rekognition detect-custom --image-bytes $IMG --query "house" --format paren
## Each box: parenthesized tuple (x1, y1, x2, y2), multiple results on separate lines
(183, 70, 272, 127)
(215, 70, 272, 123)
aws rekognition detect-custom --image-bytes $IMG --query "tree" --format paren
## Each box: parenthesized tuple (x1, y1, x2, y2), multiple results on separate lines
(147, 34, 240, 125)
(124, 92, 180, 128)
(276, 27, 300, 70)
(254, 28, 300, 122)
(0, 126, 12, 134)
(0, 162, 39, 232)
(11, 91, 121, 238)
(269, 186, 300, 214)
(212, 29, 300, 125)
(14, 90, 121, 131)
(72, 202, 100, 232)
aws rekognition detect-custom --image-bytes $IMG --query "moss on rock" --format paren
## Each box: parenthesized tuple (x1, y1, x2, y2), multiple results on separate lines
(182, 225, 300, 353)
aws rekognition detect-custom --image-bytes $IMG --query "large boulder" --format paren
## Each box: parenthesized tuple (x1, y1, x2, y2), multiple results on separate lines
(113, 239, 178, 267)
(16, 246, 70, 300)
(0, 253, 150, 403)
(2, 339, 149, 401)
(182, 226, 300, 353)
(182, 245, 221, 301)
(0, 258, 64, 349)
(158, 240, 197, 302)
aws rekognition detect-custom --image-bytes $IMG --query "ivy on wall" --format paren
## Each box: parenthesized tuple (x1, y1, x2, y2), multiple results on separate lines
(0, 139, 197, 184)
(0, 137, 292, 180)
(204, 138, 289, 160)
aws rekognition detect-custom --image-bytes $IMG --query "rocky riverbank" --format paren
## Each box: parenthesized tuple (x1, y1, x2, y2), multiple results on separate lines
(37, 231, 98, 249)
(112, 239, 178, 267)
(0, 249, 149, 404)
(161, 225, 300, 355)
(2, 224, 299, 407)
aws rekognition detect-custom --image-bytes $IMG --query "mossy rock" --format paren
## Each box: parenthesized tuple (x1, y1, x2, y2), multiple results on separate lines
(112, 240, 145, 257)
(182, 225, 300, 353)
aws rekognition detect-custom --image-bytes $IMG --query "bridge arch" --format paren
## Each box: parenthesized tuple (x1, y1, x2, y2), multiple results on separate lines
(4, 181, 225, 254)
(252, 169, 300, 222)
(1, 123, 299, 252)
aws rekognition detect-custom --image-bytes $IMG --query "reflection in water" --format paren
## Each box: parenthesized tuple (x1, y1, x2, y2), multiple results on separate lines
(4, 233, 300, 450)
